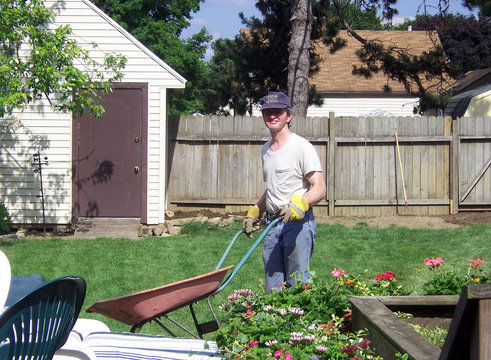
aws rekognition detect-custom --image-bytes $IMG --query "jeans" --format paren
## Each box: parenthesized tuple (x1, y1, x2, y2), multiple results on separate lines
(262, 209, 316, 292)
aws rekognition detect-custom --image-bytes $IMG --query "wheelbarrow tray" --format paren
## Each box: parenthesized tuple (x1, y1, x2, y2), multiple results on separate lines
(86, 265, 233, 326)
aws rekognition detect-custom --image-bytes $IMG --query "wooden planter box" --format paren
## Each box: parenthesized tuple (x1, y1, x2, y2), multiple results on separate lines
(350, 284, 491, 360)
(350, 295, 457, 360)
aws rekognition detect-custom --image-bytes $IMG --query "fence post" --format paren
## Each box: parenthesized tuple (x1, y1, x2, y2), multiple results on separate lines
(328, 112, 336, 216)
(450, 117, 459, 214)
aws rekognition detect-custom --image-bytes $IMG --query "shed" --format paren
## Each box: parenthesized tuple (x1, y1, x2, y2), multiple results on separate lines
(0, 0, 186, 226)
(444, 84, 491, 118)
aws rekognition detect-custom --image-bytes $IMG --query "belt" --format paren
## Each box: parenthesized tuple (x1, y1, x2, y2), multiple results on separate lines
(261, 211, 281, 226)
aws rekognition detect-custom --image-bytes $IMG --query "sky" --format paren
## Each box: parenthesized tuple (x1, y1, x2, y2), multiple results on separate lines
(180, 0, 477, 59)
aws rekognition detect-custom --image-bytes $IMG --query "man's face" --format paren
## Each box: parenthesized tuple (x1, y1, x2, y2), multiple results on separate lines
(262, 108, 292, 132)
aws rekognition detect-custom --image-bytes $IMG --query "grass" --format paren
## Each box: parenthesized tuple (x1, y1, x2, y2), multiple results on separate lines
(1, 219, 490, 339)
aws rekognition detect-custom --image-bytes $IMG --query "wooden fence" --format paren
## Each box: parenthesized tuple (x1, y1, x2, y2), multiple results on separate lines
(166, 114, 491, 216)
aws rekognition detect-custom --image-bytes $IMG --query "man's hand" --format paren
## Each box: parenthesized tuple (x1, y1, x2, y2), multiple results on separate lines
(242, 206, 262, 237)
(280, 194, 309, 223)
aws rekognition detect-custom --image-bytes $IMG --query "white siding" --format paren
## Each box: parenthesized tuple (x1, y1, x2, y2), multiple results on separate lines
(307, 97, 420, 117)
(0, 0, 185, 225)
(464, 90, 491, 117)
(251, 97, 419, 117)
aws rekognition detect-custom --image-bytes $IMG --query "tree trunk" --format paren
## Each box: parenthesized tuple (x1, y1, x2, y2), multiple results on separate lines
(288, 0, 312, 119)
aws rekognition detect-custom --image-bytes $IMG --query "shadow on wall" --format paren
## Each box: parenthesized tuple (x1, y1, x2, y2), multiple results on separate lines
(0, 117, 66, 225)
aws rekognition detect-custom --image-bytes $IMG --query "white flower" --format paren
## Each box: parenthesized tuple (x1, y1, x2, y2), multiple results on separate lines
(242, 301, 255, 308)
(265, 340, 278, 347)
(276, 308, 287, 316)
(289, 306, 304, 316)
(219, 303, 230, 311)
(236, 289, 253, 297)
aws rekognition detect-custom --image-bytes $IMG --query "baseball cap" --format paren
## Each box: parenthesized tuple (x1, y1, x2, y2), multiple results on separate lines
(261, 92, 291, 110)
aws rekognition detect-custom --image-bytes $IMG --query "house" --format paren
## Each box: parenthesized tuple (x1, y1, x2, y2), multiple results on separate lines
(0, 0, 186, 226)
(307, 30, 445, 117)
(445, 83, 491, 118)
(250, 30, 446, 117)
(447, 68, 491, 95)
(444, 69, 491, 118)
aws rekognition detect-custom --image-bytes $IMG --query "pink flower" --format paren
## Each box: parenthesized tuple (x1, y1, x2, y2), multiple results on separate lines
(248, 340, 259, 347)
(469, 258, 484, 270)
(284, 353, 292, 360)
(331, 268, 348, 278)
(274, 350, 282, 358)
(424, 257, 444, 269)
(243, 309, 256, 320)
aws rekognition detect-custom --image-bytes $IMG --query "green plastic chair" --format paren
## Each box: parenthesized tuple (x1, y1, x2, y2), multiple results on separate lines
(0, 275, 86, 360)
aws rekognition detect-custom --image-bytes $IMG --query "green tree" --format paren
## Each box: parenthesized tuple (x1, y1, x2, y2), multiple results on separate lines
(464, 0, 491, 16)
(208, 0, 467, 115)
(404, 14, 490, 75)
(0, 0, 126, 122)
(207, 0, 386, 115)
(91, 0, 212, 115)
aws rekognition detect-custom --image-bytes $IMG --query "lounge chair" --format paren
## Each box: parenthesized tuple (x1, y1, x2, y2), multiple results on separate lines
(0, 275, 86, 360)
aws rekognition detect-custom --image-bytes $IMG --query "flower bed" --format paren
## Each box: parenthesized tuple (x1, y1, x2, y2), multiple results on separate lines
(215, 258, 488, 359)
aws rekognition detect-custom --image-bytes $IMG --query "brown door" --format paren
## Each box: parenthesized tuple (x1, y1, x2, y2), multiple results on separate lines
(72, 83, 148, 220)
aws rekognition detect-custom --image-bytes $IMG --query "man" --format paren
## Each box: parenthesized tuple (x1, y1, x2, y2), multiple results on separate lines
(243, 91, 326, 292)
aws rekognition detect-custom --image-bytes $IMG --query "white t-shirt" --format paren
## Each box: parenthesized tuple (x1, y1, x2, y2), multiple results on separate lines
(261, 133, 323, 214)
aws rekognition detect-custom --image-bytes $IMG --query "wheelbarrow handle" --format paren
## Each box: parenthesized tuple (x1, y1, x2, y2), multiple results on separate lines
(214, 218, 280, 293)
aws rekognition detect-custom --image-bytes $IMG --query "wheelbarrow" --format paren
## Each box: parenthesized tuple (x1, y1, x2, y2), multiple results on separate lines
(86, 219, 280, 338)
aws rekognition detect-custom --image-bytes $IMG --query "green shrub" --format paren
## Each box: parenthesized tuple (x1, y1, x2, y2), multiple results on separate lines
(422, 257, 488, 295)
(0, 203, 11, 235)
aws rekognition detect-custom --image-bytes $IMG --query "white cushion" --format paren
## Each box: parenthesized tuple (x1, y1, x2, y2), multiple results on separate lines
(55, 330, 223, 360)
(0, 250, 11, 312)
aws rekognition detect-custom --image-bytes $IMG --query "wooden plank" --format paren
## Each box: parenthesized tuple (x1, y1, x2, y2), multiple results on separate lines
(336, 199, 450, 206)
(336, 136, 452, 143)
(461, 158, 491, 202)
(450, 118, 460, 213)
(328, 113, 335, 215)
(478, 299, 491, 360)
(350, 297, 441, 360)
(440, 283, 491, 360)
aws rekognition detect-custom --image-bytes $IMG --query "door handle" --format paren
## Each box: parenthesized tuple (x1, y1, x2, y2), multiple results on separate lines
(134, 166, 140, 174)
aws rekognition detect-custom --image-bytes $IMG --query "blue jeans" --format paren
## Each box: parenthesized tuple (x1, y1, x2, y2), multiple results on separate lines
(262, 209, 316, 292)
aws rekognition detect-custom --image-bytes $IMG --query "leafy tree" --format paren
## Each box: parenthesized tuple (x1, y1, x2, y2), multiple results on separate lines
(0, 0, 126, 122)
(207, 0, 387, 115)
(464, 0, 491, 16)
(407, 14, 490, 75)
(208, 0, 468, 115)
(91, 0, 212, 115)
(201, 38, 241, 115)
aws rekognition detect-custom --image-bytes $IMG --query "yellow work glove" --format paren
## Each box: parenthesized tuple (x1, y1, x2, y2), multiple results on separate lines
(242, 206, 263, 238)
(280, 194, 309, 223)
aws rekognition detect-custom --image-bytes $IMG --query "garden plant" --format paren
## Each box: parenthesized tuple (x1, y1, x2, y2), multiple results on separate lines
(216, 256, 488, 359)
(0, 219, 489, 357)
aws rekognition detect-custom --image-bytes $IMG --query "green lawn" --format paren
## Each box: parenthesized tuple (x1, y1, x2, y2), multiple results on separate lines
(1, 220, 489, 339)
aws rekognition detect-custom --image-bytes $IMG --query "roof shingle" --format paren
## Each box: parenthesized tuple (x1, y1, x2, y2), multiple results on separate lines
(310, 30, 443, 94)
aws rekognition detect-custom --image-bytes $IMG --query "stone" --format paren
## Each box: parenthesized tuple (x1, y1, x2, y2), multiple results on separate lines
(152, 224, 165, 236)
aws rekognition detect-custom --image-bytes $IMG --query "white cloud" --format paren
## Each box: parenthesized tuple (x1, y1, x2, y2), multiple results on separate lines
(384, 16, 415, 25)
(191, 17, 207, 26)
